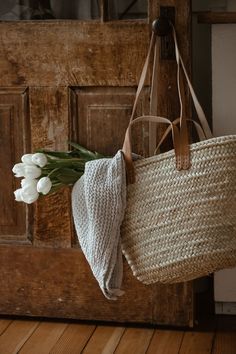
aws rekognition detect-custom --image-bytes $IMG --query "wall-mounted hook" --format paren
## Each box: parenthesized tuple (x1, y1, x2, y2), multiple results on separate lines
(153, 7, 175, 60)
(152, 17, 172, 37)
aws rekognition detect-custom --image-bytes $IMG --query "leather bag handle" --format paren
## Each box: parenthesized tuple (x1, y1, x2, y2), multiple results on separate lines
(122, 115, 181, 184)
(154, 118, 207, 155)
(122, 22, 213, 183)
(172, 26, 213, 140)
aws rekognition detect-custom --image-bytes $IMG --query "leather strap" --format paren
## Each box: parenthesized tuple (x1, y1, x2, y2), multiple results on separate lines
(174, 27, 190, 170)
(172, 25, 213, 139)
(149, 36, 159, 155)
(123, 115, 181, 184)
(154, 118, 207, 154)
(122, 23, 213, 184)
(129, 32, 155, 124)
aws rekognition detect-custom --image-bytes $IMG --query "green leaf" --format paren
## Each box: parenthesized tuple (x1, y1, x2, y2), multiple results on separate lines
(38, 150, 72, 159)
(56, 168, 83, 184)
(43, 160, 85, 171)
(47, 168, 61, 179)
(68, 142, 101, 160)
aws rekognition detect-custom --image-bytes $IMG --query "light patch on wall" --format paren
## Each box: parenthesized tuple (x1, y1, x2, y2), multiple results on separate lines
(212, 24, 236, 136)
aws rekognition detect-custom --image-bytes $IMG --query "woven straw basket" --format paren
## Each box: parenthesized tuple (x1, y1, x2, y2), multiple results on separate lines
(120, 24, 236, 284)
(121, 135, 236, 284)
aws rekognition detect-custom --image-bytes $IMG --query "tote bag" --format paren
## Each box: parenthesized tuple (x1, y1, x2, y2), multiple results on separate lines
(121, 25, 236, 284)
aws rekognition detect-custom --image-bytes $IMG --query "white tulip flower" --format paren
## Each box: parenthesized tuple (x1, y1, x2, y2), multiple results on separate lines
(23, 165, 41, 179)
(21, 178, 38, 188)
(21, 184, 39, 204)
(31, 153, 47, 168)
(21, 154, 34, 165)
(14, 189, 23, 202)
(12, 163, 26, 178)
(37, 177, 52, 195)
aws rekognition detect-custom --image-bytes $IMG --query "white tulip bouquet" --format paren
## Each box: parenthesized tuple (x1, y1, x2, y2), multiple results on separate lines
(12, 143, 104, 204)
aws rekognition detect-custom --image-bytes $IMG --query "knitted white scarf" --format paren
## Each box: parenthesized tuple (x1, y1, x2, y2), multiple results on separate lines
(72, 151, 126, 300)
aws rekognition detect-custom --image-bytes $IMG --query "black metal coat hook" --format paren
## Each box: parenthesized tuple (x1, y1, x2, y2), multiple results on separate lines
(152, 17, 172, 37)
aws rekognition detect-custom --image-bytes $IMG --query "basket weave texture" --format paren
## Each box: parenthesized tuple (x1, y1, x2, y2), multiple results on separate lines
(121, 135, 236, 284)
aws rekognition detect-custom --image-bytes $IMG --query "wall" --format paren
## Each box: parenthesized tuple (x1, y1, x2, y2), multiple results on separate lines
(212, 24, 236, 312)
(192, 0, 236, 311)
(212, 24, 236, 135)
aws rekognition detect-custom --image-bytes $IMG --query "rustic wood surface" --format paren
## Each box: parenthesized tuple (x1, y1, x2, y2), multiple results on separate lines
(212, 316, 236, 354)
(30, 87, 72, 248)
(179, 332, 214, 354)
(146, 330, 184, 354)
(197, 11, 236, 24)
(50, 324, 96, 354)
(82, 326, 125, 354)
(71, 87, 150, 157)
(149, 0, 192, 124)
(0, 316, 235, 354)
(18, 322, 68, 354)
(0, 0, 195, 325)
(0, 245, 193, 325)
(0, 320, 39, 354)
(114, 328, 154, 354)
(0, 87, 31, 244)
(0, 21, 149, 87)
(0, 319, 12, 335)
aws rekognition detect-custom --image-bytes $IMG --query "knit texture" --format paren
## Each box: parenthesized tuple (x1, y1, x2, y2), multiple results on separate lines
(72, 150, 126, 300)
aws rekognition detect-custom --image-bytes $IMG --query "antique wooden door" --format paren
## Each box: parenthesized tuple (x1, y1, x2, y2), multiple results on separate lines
(0, 0, 194, 326)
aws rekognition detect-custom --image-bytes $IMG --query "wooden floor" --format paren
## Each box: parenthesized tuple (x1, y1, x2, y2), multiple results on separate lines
(0, 316, 235, 354)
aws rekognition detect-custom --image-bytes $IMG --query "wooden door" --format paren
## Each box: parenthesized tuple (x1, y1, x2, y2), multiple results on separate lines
(0, 0, 193, 326)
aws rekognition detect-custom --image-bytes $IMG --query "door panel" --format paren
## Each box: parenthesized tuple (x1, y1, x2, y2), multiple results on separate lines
(0, 0, 194, 326)
(30, 87, 69, 151)
(30, 86, 72, 248)
(0, 88, 31, 243)
(71, 87, 149, 156)
(0, 245, 192, 325)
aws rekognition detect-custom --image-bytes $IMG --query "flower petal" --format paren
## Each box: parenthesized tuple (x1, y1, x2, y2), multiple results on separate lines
(12, 163, 26, 177)
(37, 177, 52, 195)
(21, 154, 34, 165)
(14, 189, 23, 202)
(21, 186, 39, 204)
(24, 165, 41, 179)
(32, 153, 47, 168)
(21, 178, 38, 188)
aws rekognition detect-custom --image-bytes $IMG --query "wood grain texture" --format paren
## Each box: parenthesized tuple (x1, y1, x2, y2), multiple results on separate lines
(149, 0, 192, 145)
(146, 330, 184, 354)
(72, 87, 149, 157)
(153, 282, 193, 326)
(0, 320, 39, 354)
(30, 87, 69, 151)
(0, 317, 236, 354)
(30, 87, 72, 248)
(0, 21, 149, 87)
(179, 332, 214, 354)
(0, 245, 190, 325)
(198, 11, 236, 24)
(50, 324, 95, 354)
(82, 326, 125, 354)
(114, 328, 154, 354)
(0, 0, 194, 326)
(19, 322, 68, 354)
(212, 316, 236, 354)
(213, 331, 236, 354)
(0, 319, 12, 335)
(0, 87, 32, 243)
